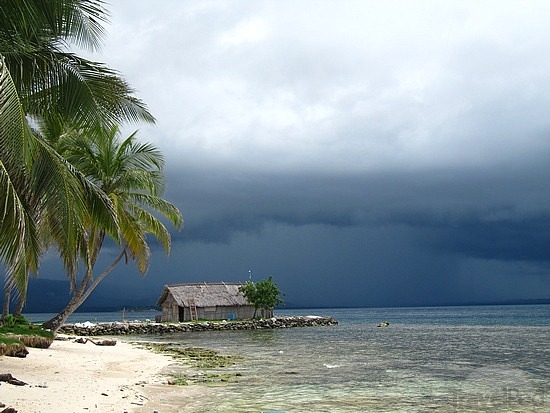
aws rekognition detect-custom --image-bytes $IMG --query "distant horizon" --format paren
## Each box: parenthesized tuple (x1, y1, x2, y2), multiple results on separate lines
(19, 298, 550, 315)
(5, 277, 550, 315)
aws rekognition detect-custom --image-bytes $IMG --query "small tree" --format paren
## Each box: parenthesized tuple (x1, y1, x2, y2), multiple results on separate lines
(239, 276, 284, 318)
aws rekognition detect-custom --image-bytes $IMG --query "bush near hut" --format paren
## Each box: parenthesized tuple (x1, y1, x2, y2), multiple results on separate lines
(239, 276, 284, 318)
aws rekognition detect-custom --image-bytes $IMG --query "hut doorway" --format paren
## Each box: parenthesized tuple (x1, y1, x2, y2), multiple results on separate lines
(178, 306, 185, 322)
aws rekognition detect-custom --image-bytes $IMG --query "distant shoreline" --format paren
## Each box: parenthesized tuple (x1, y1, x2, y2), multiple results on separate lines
(20, 298, 550, 315)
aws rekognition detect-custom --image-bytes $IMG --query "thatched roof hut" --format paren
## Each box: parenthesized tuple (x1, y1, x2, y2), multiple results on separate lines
(156, 282, 257, 322)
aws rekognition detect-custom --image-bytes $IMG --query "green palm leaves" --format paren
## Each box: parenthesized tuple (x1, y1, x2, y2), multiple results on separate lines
(0, 55, 38, 295)
(61, 126, 183, 275)
(1, 0, 182, 323)
(39, 127, 182, 332)
(1, 0, 154, 129)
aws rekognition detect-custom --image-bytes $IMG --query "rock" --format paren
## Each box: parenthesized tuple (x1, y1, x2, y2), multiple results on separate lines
(58, 316, 338, 336)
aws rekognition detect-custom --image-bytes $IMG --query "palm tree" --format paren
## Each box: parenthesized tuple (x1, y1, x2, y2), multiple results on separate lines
(1, 55, 116, 316)
(42, 126, 183, 332)
(0, 0, 155, 315)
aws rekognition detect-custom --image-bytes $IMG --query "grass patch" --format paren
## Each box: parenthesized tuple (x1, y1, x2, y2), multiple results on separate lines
(0, 335, 23, 346)
(1, 315, 55, 349)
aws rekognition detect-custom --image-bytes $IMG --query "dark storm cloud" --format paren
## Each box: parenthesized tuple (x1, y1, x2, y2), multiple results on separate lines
(41, 152, 550, 308)
(165, 153, 550, 266)
(434, 216, 550, 262)
(37, 1, 550, 308)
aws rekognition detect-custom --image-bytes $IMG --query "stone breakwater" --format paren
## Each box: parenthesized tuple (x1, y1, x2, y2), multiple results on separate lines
(58, 316, 338, 336)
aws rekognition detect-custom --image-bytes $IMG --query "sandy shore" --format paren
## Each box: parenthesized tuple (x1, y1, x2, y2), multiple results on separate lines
(0, 337, 205, 413)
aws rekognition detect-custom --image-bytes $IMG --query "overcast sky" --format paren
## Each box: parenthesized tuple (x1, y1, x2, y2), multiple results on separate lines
(44, 0, 550, 308)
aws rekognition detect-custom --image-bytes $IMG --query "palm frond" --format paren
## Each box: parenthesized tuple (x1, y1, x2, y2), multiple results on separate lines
(129, 192, 184, 229)
(31, 136, 118, 277)
(0, 54, 42, 293)
(129, 205, 172, 254)
(0, 0, 108, 53)
(57, 0, 109, 51)
(114, 197, 150, 274)
(16, 52, 156, 128)
(0, 55, 26, 169)
(120, 136, 165, 171)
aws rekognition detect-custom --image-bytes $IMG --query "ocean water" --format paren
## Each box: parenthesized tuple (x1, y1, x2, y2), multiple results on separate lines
(23, 309, 160, 324)
(26, 305, 549, 412)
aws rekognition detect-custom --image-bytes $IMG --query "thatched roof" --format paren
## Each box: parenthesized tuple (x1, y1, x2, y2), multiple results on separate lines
(157, 282, 251, 307)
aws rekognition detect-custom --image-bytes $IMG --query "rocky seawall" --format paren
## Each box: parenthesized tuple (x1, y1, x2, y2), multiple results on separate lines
(58, 316, 338, 336)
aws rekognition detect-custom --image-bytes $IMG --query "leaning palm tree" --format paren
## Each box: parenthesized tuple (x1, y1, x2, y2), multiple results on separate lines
(0, 55, 116, 316)
(0, 0, 155, 314)
(42, 126, 183, 332)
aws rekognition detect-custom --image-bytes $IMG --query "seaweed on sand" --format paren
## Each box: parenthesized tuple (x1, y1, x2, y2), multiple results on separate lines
(140, 343, 243, 368)
(136, 343, 245, 386)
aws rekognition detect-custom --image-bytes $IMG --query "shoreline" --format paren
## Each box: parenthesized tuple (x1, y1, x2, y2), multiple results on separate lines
(0, 337, 200, 413)
(1, 316, 338, 412)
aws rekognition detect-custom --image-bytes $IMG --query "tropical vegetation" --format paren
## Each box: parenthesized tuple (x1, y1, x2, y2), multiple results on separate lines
(0, 315, 54, 356)
(0, 0, 182, 334)
(41, 126, 183, 332)
(239, 276, 285, 318)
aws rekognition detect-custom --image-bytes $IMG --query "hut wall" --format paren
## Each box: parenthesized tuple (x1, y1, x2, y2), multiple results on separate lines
(159, 295, 179, 322)
(235, 305, 257, 319)
(160, 302, 262, 322)
(192, 305, 256, 321)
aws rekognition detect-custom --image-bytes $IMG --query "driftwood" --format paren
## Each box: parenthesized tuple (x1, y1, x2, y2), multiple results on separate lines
(73, 338, 116, 346)
(0, 374, 27, 386)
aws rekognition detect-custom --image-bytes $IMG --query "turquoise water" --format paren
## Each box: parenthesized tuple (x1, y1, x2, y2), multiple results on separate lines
(26, 305, 550, 412)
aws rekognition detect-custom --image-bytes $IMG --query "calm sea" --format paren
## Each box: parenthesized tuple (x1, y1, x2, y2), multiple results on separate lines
(25, 305, 550, 412)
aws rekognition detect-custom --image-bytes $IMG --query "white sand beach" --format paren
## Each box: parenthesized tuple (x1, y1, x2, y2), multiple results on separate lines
(0, 338, 203, 413)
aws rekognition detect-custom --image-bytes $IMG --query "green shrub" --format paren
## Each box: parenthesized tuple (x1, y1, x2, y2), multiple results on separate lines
(2, 314, 29, 328)
(0, 315, 55, 350)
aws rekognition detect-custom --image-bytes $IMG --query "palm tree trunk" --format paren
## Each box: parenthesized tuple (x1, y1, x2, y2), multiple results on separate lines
(14, 297, 25, 316)
(13, 273, 28, 316)
(41, 251, 125, 332)
(41, 292, 83, 332)
(41, 274, 90, 332)
(2, 285, 11, 318)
